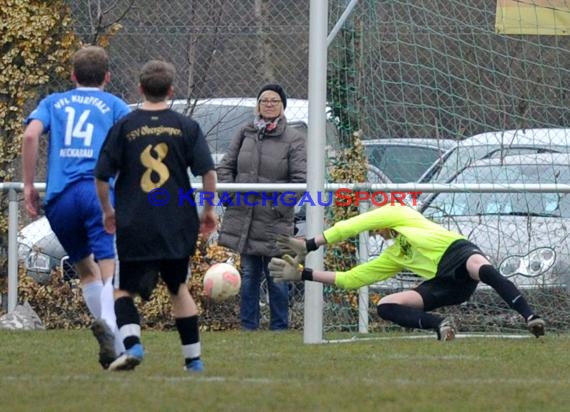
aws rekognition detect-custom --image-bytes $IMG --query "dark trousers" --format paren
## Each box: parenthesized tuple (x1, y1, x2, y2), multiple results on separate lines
(240, 254, 289, 330)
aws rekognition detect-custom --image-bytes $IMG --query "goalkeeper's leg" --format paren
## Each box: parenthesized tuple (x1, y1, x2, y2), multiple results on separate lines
(377, 299, 441, 329)
(377, 290, 455, 341)
(466, 255, 545, 337)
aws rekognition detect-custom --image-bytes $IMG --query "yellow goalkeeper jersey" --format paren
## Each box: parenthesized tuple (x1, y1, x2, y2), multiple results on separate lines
(322, 204, 464, 290)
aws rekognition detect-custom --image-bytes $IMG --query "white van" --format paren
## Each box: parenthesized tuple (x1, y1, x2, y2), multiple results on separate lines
(132, 97, 341, 163)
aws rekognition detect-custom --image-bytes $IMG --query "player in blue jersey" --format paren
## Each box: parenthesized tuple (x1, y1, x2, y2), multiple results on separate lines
(22, 45, 130, 368)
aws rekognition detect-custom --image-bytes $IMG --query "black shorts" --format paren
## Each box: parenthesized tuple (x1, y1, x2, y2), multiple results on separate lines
(414, 239, 483, 311)
(117, 257, 190, 300)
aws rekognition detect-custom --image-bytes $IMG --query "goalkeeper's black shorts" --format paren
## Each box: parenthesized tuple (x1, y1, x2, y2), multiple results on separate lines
(415, 239, 484, 311)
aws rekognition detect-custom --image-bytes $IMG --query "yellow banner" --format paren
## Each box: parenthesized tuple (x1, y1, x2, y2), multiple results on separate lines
(496, 0, 570, 35)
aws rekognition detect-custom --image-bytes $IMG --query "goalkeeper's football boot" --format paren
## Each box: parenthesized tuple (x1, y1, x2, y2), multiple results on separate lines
(527, 315, 545, 338)
(437, 317, 456, 341)
(185, 359, 205, 373)
(90, 319, 117, 369)
(108, 343, 144, 371)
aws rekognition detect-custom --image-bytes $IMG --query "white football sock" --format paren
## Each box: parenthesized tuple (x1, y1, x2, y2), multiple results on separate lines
(81, 280, 103, 319)
(100, 280, 125, 354)
(182, 342, 201, 360)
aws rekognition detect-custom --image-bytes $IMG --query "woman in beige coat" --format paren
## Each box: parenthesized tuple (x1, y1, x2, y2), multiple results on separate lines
(217, 84, 306, 330)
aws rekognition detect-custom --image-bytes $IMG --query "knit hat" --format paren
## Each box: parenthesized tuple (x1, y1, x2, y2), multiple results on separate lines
(257, 83, 287, 109)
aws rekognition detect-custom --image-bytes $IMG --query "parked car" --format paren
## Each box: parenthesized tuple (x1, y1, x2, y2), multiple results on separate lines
(420, 152, 570, 289)
(362, 138, 457, 183)
(17, 216, 72, 283)
(423, 128, 570, 184)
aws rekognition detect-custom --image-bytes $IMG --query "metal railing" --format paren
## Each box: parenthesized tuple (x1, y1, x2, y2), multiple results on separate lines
(4, 181, 570, 314)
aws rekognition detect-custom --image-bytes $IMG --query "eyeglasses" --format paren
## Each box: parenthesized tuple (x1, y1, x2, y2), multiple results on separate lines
(259, 99, 282, 106)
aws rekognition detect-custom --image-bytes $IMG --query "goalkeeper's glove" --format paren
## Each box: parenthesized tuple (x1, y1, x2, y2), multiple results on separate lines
(276, 235, 319, 263)
(268, 255, 314, 282)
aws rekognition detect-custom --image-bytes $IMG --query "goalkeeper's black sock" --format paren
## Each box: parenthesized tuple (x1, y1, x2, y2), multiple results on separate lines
(377, 303, 442, 330)
(479, 265, 534, 320)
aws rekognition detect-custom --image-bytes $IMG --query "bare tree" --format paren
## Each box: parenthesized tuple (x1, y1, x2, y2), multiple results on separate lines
(255, 0, 274, 83)
(85, 0, 136, 45)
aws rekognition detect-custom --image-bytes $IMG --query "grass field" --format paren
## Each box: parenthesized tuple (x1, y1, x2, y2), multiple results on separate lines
(0, 330, 569, 412)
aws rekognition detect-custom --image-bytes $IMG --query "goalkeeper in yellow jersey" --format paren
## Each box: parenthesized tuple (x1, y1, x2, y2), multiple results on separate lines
(269, 203, 545, 340)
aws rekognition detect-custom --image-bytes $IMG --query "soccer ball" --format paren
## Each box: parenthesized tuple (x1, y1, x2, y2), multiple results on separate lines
(203, 262, 241, 301)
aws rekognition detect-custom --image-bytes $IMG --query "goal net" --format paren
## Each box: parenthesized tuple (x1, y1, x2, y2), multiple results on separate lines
(319, 0, 570, 339)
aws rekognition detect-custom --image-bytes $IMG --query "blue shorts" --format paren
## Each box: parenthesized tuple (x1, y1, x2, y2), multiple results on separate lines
(45, 179, 115, 264)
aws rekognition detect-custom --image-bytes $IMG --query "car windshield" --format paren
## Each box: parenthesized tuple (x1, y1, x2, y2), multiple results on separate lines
(434, 145, 562, 183)
(365, 145, 444, 183)
(424, 163, 570, 218)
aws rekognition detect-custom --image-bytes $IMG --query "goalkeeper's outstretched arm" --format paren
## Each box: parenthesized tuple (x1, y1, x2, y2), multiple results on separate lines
(296, 234, 337, 284)
(267, 253, 337, 284)
(304, 268, 337, 284)
(270, 234, 401, 288)
(272, 233, 331, 282)
(276, 233, 327, 260)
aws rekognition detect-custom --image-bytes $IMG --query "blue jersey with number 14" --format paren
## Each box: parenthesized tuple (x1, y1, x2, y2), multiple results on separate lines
(25, 87, 130, 204)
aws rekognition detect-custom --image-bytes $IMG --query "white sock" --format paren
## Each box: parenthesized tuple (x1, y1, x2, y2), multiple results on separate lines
(81, 281, 103, 319)
(182, 342, 201, 360)
(100, 280, 125, 354)
(119, 324, 141, 341)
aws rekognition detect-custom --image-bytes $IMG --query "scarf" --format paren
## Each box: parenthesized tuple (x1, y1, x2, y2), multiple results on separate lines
(254, 115, 280, 133)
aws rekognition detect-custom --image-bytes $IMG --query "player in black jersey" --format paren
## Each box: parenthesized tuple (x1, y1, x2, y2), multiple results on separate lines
(95, 60, 217, 372)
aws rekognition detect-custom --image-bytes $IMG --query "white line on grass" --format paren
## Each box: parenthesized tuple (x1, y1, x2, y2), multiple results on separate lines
(324, 333, 531, 343)
(1, 374, 568, 386)
(0, 374, 276, 384)
(385, 354, 482, 360)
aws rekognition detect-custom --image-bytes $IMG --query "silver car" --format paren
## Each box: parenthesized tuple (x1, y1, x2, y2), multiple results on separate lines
(363, 138, 456, 184)
(424, 128, 570, 184)
(421, 152, 570, 289)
